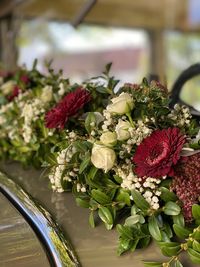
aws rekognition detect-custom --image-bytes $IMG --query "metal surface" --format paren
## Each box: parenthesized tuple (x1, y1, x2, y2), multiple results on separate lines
(0, 170, 80, 267)
(0, 162, 197, 267)
(0, 192, 49, 267)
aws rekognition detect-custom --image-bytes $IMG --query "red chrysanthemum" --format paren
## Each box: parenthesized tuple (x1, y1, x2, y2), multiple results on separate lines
(7, 85, 21, 101)
(171, 153, 200, 221)
(45, 87, 91, 129)
(133, 128, 186, 178)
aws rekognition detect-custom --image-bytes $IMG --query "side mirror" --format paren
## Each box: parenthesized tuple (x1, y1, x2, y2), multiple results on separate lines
(170, 63, 200, 119)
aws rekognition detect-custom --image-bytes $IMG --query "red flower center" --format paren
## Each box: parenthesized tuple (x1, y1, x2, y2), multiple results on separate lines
(147, 141, 169, 166)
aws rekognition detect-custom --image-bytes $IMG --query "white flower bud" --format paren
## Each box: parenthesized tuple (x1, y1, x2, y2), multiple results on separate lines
(100, 131, 117, 147)
(107, 92, 134, 115)
(41, 85, 53, 103)
(91, 143, 116, 172)
(115, 120, 131, 141)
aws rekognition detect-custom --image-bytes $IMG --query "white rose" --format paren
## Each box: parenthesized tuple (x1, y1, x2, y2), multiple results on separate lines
(115, 120, 131, 141)
(91, 144, 116, 172)
(1, 80, 15, 95)
(107, 92, 134, 115)
(41, 85, 53, 103)
(100, 131, 117, 147)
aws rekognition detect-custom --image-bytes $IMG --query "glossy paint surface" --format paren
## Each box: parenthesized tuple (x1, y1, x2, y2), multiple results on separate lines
(0, 162, 197, 267)
(0, 192, 49, 267)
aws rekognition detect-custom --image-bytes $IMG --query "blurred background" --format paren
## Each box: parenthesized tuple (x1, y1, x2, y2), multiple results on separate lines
(1, 0, 200, 109)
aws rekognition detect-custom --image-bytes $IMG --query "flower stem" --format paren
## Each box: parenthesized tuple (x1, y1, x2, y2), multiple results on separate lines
(126, 112, 134, 127)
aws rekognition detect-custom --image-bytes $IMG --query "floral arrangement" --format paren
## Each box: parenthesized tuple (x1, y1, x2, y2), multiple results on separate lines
(0, 63, 200, 267)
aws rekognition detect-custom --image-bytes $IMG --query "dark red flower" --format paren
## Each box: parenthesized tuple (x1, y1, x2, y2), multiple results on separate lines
(7, 85, 21, 101)
(45, 87, 91, 129)
(133, 128, 186, 178)
(20, 75, 29, 84)
(171, 153, 200, 221)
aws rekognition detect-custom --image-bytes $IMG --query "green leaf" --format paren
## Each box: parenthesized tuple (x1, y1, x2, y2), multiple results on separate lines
(193, 230, 200, 241)
(192, 204, 200, 220)
(89, 211, 95, 228)
(103, 62, 112, 75)
(96, 86, 109, 94)
(174, 259, 183, 267)
(91, 189, 111, 204)
(116, 189, 131, 206)
(87, 166, 98, 180)
(130, 239, 139, 252)
(188, 248, 200, 264)
(113, 175, 122, 184)
(193, 240, 200, 253)
(163, 201, 181, 215)
(131, 189, 150, 211)
(85, 112, 96, 134)
(116, 224, 133, 239)
(157, 241, 180, 248)
(45, 152, 57, 165)
(76, 198, 90, 208)
(125, 215, 140, 226)
(173, 224, 192, 239)
(131, 205, 139, 215)
(117, 238, 130, 255)
(160, 231, 170, 242)
(79, 152, 90, 174)
(161, 245, 181, 257)
(98, 206, 113, 226)
(148, 216, 162, 241)
(160, 187, 177, 202)
(137, 236, 151, 249)
(164, 223, 173, 238)
(143, 262, 162, 267)
(173, 214, 185, 227)
(18, 146, 31, 153)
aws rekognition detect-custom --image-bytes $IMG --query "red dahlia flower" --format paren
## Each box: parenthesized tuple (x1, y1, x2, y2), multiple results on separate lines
(172, 153, 200, 221)
(45, 87, 91, 129)
(133, 128, 186, 178)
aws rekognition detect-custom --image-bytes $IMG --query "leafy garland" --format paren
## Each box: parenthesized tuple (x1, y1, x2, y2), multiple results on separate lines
(0, 62, 200, 267)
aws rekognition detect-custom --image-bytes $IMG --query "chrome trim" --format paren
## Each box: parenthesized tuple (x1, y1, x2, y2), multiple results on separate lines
(0, 171, 81, 267)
